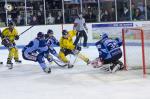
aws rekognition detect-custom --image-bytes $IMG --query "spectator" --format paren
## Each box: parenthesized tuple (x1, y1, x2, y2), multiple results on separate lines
(7, 15, 13, 22)
(133, 8, 145, 21)
(37, 11, 44, 25)
(16, 15, 24, 26)
(30, 15, 38, 25)
(55, 11, 63, 24)
(101, 10, 110, 22)
(131, 3, 136, 19)
(120, 6, 130, 21)
(47, 13, 55, 24)
(148, 6, 150, 20)
(27, 12, 32, 25)
(110, 7, 116, 21)
(85, 11, 96, 22)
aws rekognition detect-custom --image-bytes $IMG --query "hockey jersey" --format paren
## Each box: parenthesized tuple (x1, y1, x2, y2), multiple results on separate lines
(2, 28, 18, 43)
(95, 37, 122, 60)
(47, 36, 59, 47)
(46, 36, 59, 57)
(59, 30, 76, 50)
(23, 38, 48, 54)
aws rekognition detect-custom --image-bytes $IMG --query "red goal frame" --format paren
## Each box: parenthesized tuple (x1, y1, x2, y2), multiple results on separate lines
(122, 28, 146, 75)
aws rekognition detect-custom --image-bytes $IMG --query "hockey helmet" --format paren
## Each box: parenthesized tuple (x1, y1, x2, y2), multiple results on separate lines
(47, 29, 53, 34)
(100, 33, 108, 39)
(37, 32, 44, 38)
(62, 30, 68, 36)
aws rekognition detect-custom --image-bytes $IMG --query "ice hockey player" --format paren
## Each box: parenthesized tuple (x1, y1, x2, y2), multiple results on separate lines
(1, 21, 21, 69)
(59, 30, 90, 68)
(0, 30, 3, 65)
(22, 32, 51, 73)
(90, 33, 124, 73)
(45, 29, 59, 61)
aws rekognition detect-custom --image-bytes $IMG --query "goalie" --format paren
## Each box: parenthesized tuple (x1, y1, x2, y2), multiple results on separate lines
(90, 33, 124, 72)
(59, 30, 90, 68)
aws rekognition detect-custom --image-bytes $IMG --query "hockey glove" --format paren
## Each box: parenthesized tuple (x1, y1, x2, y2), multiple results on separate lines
(0, 30, 2, 37)
(72, 49, 80, 55)
(45, 34, 49, 39)
(15, 35, 19, 40)
(2, 37, 12, 47)
(75, 45, 81, 51)
(72, 45, 81, 55)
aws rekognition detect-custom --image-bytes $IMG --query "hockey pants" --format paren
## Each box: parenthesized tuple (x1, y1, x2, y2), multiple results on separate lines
(8, 47, 19, 61)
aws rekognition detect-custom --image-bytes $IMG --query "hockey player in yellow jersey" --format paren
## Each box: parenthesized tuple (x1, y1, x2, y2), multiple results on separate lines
(1, 21, 21, 69)
(59, 30, 90, 68)
(0, 30, 3, 65)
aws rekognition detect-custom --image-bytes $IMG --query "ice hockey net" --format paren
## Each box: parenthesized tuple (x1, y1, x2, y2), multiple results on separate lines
(122, 27, 150, 75)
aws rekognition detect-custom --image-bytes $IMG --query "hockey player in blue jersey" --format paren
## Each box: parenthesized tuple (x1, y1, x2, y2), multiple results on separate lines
(22, 32, 51, 73)
(45, 29, 59, 60)
(90, 33, 124, 72)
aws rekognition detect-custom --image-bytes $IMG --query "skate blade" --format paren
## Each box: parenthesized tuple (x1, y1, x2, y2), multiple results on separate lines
(6, 64, 13, 69)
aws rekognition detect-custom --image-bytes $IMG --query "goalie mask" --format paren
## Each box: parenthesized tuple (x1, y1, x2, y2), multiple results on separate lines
(100, 33, 108, 40)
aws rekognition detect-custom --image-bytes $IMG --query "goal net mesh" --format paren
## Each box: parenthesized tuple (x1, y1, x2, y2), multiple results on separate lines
(122, 27, 150, 74)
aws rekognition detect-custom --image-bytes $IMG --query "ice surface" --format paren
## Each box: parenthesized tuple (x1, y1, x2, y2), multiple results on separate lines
(0, 47, 150, 99)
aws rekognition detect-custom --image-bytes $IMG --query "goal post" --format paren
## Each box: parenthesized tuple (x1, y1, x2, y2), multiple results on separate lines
(122, 27, 150, 75)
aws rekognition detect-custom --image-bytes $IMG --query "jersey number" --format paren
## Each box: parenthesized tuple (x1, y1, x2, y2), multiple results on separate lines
(107, 42, 118, 51)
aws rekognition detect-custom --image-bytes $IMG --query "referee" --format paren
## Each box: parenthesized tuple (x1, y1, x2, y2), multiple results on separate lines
(73, 13, 88, 48)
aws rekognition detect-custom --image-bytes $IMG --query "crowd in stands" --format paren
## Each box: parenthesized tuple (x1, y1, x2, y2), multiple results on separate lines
(0, 0, 149, 26)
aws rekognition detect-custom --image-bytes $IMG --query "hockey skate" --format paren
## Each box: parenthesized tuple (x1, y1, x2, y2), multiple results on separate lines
(67, 62, 74, 68)
(109, 64, 120, 73)
(7, 60, 13, 69)
(43, 67, 51, 73)
(117, 61, 124, 70)
(86, 59, 91, 65)
(15, 59, 22, 63)
(83, 45, 89, 49)
(0, 62, 3, 65)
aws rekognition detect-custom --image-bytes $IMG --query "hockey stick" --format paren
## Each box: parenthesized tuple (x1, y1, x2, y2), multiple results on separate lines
(19, 25, 34, 36)
(72, 38, 82, 64)
(53, 58, 67, 67)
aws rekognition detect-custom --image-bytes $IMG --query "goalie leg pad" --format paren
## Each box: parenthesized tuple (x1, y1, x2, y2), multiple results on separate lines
(91, 58, 103, 68)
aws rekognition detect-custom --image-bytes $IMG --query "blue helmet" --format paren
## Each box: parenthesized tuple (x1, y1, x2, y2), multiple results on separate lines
(100, 33, 108, 40)
(37, 32, 44, 38)
(47, 29, 53, 34)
